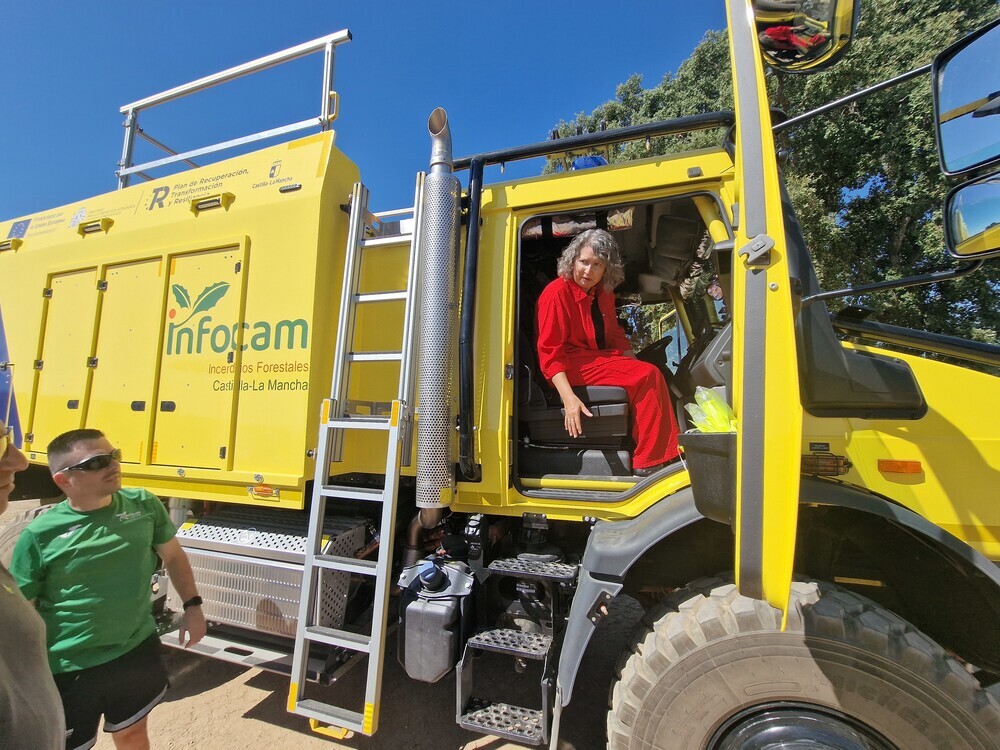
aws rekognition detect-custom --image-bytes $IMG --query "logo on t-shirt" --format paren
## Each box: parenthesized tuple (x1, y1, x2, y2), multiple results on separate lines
(58, 524, 83, 539)
(115, 510, 143, 523)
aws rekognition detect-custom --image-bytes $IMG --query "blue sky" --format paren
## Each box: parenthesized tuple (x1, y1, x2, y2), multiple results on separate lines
(1, 2, 726, 219)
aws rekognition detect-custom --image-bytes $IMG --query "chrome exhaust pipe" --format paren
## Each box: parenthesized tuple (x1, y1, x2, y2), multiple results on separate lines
(415, 108, 460, 515)
(427, 107, 453, 174)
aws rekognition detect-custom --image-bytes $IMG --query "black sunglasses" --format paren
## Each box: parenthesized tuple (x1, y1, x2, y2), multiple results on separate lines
(57, 448, 123, 474)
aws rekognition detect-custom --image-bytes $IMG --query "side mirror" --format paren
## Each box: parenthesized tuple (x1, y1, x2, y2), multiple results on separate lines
(944, 173, 1000, 260)
(754, 0, 859, 73)
(933, 18, 1000, 176)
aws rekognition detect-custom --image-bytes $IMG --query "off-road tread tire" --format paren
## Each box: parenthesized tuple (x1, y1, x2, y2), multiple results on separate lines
(607, 577, 1000, 750)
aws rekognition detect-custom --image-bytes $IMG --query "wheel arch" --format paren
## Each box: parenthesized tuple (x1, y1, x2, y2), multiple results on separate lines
(795, 478, 1000, 674)
(556, 478, 1000, 708)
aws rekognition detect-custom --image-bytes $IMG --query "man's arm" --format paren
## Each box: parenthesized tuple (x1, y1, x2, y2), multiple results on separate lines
(156, 537, 207, 648)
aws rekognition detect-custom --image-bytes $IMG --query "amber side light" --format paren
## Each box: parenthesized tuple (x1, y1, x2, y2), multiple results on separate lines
(878, 459, 923, 474)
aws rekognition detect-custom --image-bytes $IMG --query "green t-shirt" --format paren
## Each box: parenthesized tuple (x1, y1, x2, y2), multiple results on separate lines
(10, 487, 176, 674)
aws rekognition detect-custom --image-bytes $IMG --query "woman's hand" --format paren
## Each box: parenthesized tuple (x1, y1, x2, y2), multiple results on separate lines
(551, 372, 593, 438)
(562, 393, 594, 438)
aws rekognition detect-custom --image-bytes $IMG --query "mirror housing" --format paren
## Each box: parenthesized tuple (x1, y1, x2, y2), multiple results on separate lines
(933, 18, 1000, 176)
(944, 172, 1000, 260)
(755, 0, 860, 73)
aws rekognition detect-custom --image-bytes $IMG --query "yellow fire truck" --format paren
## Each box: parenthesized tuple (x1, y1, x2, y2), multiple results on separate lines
(1, 2, 998, 747)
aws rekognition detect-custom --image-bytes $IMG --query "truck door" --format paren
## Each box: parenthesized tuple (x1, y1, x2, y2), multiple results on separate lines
(153, 245, 245, 470)
(87, 259, 167, 464)
(29, 268, 100, 453)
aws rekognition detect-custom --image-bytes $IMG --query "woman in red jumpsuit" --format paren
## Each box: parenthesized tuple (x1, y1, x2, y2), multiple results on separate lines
(535, 229, 679, 476)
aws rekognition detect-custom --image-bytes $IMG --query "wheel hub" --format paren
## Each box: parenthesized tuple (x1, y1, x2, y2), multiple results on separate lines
(709, 702, 896, 750)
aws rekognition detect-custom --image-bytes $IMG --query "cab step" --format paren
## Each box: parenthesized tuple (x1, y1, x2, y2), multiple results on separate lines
(466, 629, 551, 659)
(458, 699, 545, 745)
(456, 627, 555, 746)
(487, 557, 579, 582)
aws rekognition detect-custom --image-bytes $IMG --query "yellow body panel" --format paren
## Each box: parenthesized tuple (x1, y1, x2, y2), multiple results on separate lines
(804, 345, 1000, 559)
(1, 131, 363, 508)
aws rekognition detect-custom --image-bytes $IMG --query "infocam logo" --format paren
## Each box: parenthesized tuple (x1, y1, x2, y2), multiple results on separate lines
(166, 282, 309, 355)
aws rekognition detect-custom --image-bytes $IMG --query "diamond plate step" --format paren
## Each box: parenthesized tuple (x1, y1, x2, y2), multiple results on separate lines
(467, 629, 552, 660)
(458, 700, 544, 745)
(487, 558, 578, 582)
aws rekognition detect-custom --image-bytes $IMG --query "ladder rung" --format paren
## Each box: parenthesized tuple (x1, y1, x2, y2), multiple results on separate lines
(319, 485, 386, 501)
(362, 233, 412, 249)
(355, 290, 408, 304)
(304, 625, 371, 653)
(293, 700, 365, 733)
(348, 351, 402, 362)
(314, 554, 378, 576)
(326, 417, 392, 431)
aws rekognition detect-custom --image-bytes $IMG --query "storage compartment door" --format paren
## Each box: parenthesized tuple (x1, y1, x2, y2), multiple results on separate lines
(153, 246, 244, 469)
(88, 259, 166, 464)
(29, 268, 99, 452)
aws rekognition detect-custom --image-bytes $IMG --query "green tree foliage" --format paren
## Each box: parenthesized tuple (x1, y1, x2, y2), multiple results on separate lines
(550, 0, 999, 342)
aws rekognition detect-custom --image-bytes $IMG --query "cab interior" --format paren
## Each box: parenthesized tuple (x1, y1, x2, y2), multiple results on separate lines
(514, 193, 733, 485)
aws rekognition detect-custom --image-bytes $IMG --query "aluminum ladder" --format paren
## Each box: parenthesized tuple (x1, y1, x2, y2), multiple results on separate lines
(287, 176, 424, 737)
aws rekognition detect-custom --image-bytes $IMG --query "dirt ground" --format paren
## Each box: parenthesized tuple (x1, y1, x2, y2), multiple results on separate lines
(2, 499, 641, 750)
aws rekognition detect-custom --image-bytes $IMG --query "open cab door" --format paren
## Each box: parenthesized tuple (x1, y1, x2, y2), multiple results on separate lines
(722, 0, 819, 618)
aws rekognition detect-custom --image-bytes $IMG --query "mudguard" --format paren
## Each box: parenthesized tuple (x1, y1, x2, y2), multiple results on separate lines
(557, 487, 703, 706)
(556, 478, 1000, 709)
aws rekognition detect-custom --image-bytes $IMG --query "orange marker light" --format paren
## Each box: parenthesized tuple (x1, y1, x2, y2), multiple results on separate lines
(878, 459, 922, 474)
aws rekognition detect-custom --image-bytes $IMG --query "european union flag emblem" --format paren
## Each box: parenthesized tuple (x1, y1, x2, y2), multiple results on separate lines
(7, 219, 30, 239)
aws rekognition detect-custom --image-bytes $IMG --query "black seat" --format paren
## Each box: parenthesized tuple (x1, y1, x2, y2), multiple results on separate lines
(516, 331, 633, 477)
(518, 330, 629, 446)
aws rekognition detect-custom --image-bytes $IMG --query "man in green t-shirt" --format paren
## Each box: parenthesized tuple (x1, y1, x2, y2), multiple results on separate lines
(11, 428, 206, 750)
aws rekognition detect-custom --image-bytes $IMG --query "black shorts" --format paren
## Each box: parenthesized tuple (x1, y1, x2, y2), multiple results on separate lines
(53, 634, 169, 750)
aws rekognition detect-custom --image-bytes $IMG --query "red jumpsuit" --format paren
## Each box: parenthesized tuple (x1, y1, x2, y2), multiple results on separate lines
(763, 26, 826, 51)
(535, 277, 679, 469)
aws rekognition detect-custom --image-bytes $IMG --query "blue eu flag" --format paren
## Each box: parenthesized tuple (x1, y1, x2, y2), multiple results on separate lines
(7, 219, 30, 239)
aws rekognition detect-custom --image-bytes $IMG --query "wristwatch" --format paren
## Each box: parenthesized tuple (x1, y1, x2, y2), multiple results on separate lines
(182, 595, 203, 610)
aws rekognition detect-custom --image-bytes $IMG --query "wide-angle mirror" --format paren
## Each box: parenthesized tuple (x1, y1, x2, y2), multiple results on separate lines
(754, 0, 859, 73)
(934, 18, 1000, 176)
(944, 172, 1000, 260)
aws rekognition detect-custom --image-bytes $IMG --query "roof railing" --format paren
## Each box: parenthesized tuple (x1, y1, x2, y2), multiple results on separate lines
(116, 29, 352, 188)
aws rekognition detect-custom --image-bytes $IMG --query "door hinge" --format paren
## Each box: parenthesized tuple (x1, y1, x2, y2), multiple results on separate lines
(219, 446, 227, 459)
(97, 280, 108, 291)
(33, 360, 43, 370)
(226, 351, 235, 364)
(42, 288, 53, 298)
(87, 357, 98, 368)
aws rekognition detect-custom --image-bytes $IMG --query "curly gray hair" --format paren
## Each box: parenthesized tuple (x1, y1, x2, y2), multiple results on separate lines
(556, 229, 625, 291)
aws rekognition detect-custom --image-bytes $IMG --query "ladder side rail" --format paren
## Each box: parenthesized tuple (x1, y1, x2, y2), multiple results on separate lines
(399, 173, 426, 466)
(329, 183, 370, 461)
(358, 417, 407, 734)
(288, 407, 337, 704)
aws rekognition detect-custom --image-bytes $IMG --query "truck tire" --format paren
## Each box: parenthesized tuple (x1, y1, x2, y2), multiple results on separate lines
(607, 577, 1000, 750)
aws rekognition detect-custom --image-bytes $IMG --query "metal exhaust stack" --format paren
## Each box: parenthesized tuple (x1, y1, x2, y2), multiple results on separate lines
(415, 107, 461, 519)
